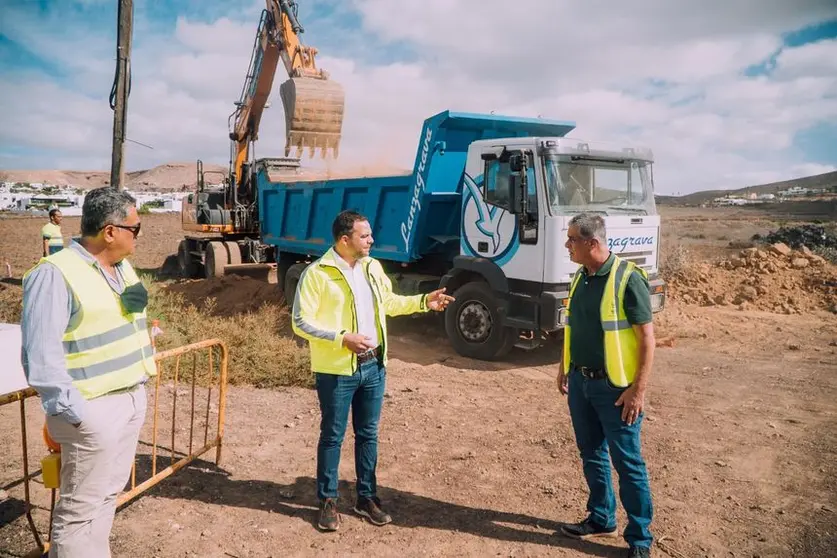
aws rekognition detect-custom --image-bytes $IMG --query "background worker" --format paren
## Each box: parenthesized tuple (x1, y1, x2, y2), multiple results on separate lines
(42, 208, 64, 256)
(292, 209, 454, 532)
(21, 187, 155, 557)
(556, 213, 656, 558)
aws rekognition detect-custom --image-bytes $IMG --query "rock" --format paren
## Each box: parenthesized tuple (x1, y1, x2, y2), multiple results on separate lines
(770, 243, 792, 257)
(739, 286, 758, 301)
(809, 254, 826, 266)
(791, 258, 809, 269)
(800, 246, 814, 257)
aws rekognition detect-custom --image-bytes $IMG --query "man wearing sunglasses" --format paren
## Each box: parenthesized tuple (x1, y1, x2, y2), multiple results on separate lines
(21, 186, 155, 557)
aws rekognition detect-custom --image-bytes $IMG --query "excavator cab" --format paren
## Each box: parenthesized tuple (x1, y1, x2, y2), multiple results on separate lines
(280, 76, 344, 159)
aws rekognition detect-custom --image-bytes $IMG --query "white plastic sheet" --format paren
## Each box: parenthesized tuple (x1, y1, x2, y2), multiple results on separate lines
(0, 323, 29, 397)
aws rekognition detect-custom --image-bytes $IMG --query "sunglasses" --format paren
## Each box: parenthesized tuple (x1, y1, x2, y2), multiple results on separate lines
(108, 222, 142, 238)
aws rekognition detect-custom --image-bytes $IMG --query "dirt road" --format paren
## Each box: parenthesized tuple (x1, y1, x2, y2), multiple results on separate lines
(2, 208, 836, 557)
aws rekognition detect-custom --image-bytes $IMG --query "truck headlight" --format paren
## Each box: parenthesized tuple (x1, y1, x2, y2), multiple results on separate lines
(651, 293, 665, 312)
(556, 307, 569, 326)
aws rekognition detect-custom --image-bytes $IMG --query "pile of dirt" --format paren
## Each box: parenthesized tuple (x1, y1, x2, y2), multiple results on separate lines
(668, 242, 837, 314)
(164, 275, 284, 317)
(753, 224, 837, 250)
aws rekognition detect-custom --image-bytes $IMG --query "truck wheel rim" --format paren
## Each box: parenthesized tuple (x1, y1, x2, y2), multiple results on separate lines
(458, 301, 492, 342)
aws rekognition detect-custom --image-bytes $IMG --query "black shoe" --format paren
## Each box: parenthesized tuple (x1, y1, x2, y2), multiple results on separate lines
(317, 498, 340, 531)
(627, 546, 651, 558)
(560, 517, 618, 540)
(353, 496, 392, 526)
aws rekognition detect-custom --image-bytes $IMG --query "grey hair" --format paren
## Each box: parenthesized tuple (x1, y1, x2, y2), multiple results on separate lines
(568, 212, 607, 244)
(80, 187, 137, 237)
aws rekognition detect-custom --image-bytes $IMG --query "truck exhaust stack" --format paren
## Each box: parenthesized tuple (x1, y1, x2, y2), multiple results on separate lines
(279, 76, 345, 159)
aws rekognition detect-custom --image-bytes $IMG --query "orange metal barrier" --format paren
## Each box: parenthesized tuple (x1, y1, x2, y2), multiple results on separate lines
(3, 337, 229, 557)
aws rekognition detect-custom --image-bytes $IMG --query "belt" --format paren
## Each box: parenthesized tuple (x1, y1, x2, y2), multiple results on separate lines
(357, 346, 382, 364)
(573, 364, 607, 380)
(103, 379, 145, 398)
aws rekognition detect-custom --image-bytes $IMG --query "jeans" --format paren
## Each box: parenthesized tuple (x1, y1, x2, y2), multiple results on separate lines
(315, 358, 386, 501)
(567, 366, 653, 548)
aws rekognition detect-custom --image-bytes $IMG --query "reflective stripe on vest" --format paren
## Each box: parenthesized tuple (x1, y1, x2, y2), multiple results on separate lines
(26, 248, 157, 399)
(562, 256, 647, 387)
(42, 223, 63, 247)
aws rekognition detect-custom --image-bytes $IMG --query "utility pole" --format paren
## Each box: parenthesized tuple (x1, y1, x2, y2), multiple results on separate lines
(110, 0, 133, 190)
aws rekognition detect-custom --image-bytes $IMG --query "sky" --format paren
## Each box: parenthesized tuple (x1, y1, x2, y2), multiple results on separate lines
(0, 1, 836, 195)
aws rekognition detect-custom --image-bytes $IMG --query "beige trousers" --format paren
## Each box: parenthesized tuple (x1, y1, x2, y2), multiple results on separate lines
(45, 383, 146, 558)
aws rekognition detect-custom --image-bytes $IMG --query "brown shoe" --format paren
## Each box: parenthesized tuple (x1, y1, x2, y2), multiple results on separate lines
(317, 498, 340, 531)
(353, 496, 392, 526)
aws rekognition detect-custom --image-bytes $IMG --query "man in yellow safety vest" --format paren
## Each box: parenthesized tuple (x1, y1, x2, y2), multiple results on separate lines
(42, 208, 64, 256)
(556, 212, 656, 558)
(22, 187, 154, 557)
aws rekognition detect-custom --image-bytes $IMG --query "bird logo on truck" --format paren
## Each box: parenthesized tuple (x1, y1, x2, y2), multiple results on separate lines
(461, 173, 519, 266)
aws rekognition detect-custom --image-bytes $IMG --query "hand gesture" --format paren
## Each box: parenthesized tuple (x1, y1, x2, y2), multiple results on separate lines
(342, 333, 375, 354)
(426, 288, 455, 311)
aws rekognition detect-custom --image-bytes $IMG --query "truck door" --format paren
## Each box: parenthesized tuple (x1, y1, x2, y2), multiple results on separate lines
(462, 148, 545, 285)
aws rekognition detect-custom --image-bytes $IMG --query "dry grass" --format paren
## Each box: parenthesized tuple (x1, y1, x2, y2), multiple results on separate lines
(144, 278, 313, 389)
(660, 243, 694, 280)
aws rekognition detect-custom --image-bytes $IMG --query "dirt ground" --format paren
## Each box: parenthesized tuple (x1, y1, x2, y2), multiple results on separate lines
(2, 206, 836, 557)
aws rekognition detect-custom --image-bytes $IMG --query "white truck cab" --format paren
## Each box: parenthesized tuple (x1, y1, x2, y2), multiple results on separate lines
(447, 136, 666, 357)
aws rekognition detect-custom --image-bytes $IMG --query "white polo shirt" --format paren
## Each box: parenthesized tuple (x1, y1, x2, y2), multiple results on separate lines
(334, 254, 379, 349)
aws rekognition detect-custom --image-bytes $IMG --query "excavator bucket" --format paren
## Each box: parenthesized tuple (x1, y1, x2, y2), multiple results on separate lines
(279, 77, 345, 159)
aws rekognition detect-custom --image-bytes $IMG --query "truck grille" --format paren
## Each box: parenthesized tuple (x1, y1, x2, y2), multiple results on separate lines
(619, 250, 654, 270)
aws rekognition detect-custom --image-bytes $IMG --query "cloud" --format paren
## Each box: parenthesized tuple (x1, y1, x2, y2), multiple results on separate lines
(0, 1, 836, 195)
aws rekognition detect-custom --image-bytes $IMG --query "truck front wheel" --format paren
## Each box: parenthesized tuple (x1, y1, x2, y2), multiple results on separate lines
(445, 282, 516, 361)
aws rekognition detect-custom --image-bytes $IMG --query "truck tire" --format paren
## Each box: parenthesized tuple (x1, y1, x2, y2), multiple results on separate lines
(445, 282, 517, 360)
(205, 241, 227, 279)
(283, 263, 307, 306)
(177, 240, 200, 278)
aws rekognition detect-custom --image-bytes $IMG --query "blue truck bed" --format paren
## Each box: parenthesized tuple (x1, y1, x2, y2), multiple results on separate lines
(257, 109, 576, 263)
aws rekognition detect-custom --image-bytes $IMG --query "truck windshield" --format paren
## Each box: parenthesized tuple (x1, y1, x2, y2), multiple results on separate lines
(542, 154, 655, 215)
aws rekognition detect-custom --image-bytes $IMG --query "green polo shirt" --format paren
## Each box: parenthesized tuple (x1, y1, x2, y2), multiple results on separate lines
(568, 253, 653, 370)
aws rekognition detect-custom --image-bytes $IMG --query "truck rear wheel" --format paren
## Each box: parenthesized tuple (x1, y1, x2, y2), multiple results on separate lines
(445, 282, 517, 361)
(283, 263, 307, 306)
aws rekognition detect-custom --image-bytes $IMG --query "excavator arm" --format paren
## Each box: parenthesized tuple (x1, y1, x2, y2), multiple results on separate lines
(229, 0, 344, 189)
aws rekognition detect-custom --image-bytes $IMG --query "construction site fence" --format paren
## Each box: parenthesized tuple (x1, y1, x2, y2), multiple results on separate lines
(1, 338, 229, 557)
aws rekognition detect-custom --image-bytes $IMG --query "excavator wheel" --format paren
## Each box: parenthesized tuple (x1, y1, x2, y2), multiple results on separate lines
(279, 77, 345, 160)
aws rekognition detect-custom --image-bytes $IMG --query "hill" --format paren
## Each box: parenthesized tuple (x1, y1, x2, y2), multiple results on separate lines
(657, 170, 837, 206)
(0, 162, 228, 192)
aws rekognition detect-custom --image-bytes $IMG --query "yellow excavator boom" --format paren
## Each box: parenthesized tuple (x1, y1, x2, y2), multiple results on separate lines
(229, 0, 344, 188)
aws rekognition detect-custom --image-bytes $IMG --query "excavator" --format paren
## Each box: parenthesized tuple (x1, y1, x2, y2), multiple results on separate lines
(177, 0, 344, 278)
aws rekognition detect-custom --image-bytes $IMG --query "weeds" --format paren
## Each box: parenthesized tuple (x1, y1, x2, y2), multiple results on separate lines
(660, 244, 693, 279)
(144, 278, 312, 389)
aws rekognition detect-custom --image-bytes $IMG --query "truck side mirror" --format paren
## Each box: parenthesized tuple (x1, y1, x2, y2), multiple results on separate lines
(509, 154, 523, 173)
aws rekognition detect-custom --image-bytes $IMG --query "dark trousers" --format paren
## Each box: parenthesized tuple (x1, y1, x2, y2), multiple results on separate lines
(315, 358, 386, 501)
(567, 366, 654, 548)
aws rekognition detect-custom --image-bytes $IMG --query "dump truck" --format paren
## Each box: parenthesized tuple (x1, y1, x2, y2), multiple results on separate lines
(178, 110, 667, 360)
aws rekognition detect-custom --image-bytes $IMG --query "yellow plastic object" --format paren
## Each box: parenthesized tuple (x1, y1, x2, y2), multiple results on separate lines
(41, 453, 61, 489)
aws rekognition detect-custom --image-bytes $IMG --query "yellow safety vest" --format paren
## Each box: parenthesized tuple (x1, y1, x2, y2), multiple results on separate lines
(41, 222, 63, 247)
(25, 248, 157, 399)
(562, 255, 647, 387)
